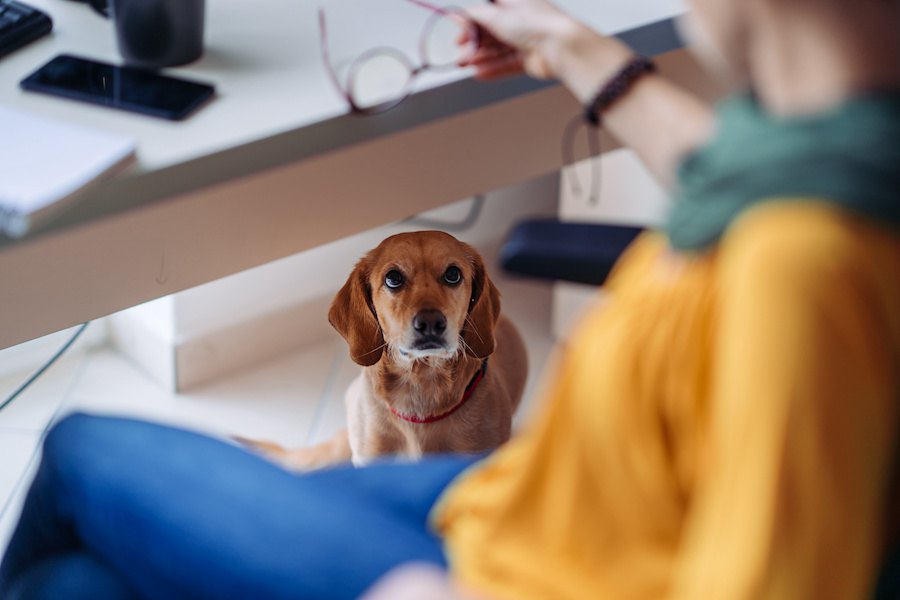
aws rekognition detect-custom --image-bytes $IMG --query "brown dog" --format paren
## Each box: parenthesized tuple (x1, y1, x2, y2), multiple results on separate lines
(244, 231, 528, 470)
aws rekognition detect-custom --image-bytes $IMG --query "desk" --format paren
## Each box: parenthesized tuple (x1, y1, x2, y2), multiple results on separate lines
(0, 0, 686, 349)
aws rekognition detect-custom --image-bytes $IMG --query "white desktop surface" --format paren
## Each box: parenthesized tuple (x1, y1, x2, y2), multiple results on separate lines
(2, 0, 684, 171)
(0, 0, 686, 348)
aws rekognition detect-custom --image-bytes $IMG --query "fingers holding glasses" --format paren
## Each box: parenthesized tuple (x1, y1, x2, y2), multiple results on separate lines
(469, 48, 527, 81)
(321, 3, 481, 114)
(457, 26, 525, 80)
(459, 0, 580, 80)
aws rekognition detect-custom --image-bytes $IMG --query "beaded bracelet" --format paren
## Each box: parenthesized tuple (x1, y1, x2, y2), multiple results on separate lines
(584, 56, 656, 126)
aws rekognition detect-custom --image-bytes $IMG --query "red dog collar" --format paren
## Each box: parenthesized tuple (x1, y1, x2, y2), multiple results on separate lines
(388, 359, 488, 424)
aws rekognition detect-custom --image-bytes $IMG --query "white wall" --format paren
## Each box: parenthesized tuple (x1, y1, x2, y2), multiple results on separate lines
(171, 178, 557, 341)
(110, 46, 727, 390)
(111, 173, 560, 390)
(552, 148, 669, 337)
(551, 47, 728, 337)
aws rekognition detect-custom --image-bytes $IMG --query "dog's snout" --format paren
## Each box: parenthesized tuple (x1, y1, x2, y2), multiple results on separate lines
(413, 310, 447, 337)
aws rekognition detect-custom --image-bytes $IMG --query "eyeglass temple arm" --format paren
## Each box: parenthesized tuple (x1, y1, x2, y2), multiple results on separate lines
(317, 9, 353, 105)
(404, 0, 447, 14)
(406, 0, 496, 11)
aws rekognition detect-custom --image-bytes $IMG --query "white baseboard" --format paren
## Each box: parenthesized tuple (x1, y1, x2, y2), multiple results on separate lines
(110, 295, 336, 392)
(174, 294, 335, 391)
(109, 311, 176, 391)
(108, 174, 560, 393)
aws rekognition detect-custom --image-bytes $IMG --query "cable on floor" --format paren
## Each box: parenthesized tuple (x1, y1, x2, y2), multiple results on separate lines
(0, 322, 90, 413)
(402, 195, 485, 232)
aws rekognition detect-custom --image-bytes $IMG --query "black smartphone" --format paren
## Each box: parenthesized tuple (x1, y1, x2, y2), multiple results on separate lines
(20, 54, 215, 120)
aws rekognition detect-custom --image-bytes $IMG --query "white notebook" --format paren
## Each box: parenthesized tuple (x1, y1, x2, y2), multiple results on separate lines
(0, 105, 136, 238)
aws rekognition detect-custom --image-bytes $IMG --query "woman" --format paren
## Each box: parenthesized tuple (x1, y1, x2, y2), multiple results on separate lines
(2, 0, 899, 598)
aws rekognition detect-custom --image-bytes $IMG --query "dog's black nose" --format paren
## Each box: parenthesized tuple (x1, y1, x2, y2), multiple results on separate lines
(413, 310, 447, 336)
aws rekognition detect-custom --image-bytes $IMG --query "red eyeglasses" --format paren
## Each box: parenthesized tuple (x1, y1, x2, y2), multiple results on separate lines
(319, 0, 480, 115)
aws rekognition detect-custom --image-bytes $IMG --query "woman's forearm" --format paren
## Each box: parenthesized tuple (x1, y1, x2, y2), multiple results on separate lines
(605, 75, 716, 187)
(547, 22, 716, 186)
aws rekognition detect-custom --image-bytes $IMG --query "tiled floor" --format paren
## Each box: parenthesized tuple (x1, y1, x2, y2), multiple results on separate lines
(0, 272, 559, 562)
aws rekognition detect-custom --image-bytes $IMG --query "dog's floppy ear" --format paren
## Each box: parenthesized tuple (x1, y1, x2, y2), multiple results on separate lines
(461, 246, 501, 359)
(328, 257, 385, 366)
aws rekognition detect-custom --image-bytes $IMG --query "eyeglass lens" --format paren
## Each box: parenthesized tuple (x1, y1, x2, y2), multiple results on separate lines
(422, 10, 473, 67)
(348, 9, 475, 112)
(350, 50, 416, 111)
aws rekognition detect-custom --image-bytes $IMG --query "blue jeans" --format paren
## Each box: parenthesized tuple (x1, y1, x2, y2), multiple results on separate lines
(0, 413, 480, 600)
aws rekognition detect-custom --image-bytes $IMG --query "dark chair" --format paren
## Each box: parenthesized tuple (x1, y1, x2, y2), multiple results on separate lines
(500, 218, 643, 286)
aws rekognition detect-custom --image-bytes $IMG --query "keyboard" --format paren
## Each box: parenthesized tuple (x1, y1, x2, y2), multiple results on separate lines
(0, 0, 52, 59)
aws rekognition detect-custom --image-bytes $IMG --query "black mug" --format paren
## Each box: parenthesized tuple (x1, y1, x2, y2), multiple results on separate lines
(88, 0, 205, 69)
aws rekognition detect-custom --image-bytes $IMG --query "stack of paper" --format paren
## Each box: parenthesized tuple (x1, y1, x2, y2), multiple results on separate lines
(0, 105, 136, 238)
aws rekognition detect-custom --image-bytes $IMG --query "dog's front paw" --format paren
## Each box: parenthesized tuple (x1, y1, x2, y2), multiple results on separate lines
(233, 436, 286, 456)
(233, 436, 304, 469)
(233, 436, 342, 472)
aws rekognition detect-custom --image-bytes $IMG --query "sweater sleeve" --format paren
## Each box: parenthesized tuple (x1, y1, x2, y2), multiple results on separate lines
(671, 204, 900, 600)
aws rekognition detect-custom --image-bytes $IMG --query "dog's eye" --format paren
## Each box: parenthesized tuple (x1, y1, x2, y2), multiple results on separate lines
(443, 266, 462, 285)
(385, 270, 404, 290)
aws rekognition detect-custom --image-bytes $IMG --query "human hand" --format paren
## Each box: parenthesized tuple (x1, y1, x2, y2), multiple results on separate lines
(359, 563, 489, 600)
(461, 0, 589, 81)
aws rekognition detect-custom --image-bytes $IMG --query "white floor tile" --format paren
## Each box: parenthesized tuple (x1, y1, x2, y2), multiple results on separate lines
(63, 341, 341, 447)
(0, 482, 27, 563)
(0, 431, 40, 558)
(0, 353, 88, 433)
(0, 432, 39, 509)
(305, 350, 357, 446)
(0, 262, 563, 568)
(176, 340, 342, 445)
(60, 351, 181, 425)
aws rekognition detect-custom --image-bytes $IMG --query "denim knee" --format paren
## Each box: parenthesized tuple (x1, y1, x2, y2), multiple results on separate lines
(41, 412, 123, 482)
(43, 412, 104, 460)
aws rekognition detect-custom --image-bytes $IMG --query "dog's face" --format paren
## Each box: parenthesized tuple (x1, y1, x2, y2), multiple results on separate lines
(329, 231, 500, 366)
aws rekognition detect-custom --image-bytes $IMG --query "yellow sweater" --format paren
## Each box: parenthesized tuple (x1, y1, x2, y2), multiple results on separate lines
(434, 201, 900, 600)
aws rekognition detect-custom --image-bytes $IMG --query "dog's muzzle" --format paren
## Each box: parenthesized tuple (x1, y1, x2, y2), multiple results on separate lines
(411, 309, 448, 350)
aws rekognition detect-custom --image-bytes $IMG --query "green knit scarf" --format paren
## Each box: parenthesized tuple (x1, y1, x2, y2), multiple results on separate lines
(667, 92, 900, 251)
